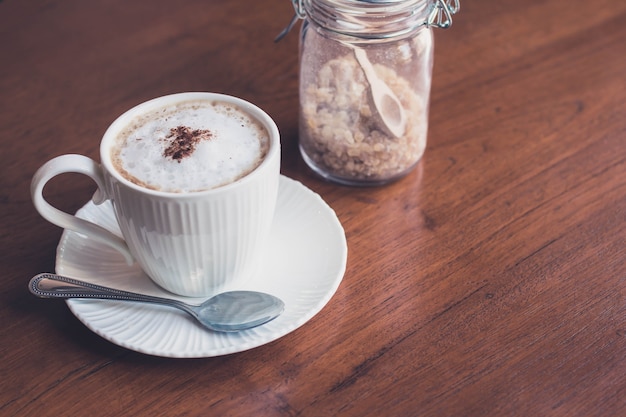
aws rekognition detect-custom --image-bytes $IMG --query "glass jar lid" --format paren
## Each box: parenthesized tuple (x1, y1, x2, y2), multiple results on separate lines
(283, 0, 458, 41)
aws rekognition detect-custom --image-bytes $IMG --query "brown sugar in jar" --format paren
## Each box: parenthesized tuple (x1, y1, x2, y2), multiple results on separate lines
(292, 0, 459, 186)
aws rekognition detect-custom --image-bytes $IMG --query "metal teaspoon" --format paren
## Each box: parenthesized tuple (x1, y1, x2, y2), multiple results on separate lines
(29, 273, 284, 332)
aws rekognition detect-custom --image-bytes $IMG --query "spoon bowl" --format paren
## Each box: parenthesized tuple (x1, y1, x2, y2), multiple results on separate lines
(29, 273, 284, 332)
(353, 48, 407, 138)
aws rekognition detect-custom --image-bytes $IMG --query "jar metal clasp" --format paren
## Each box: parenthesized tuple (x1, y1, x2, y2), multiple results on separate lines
(275, 0, 306, 42)
(427, 0, 460, 29)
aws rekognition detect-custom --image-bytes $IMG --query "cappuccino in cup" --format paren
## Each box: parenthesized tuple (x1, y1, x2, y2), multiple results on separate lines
(32, 92, 280, 296)
(111, 100, 270, 193)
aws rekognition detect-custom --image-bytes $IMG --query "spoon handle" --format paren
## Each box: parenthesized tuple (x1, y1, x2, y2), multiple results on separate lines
(29, 273, 192, 312)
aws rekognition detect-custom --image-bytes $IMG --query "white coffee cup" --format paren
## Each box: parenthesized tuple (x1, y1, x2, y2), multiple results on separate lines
(31, 92, 280, 297)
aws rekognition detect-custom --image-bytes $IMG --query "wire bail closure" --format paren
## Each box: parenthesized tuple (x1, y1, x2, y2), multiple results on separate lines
(276, 0, 459, 42)
(274, 0, 306, 42)
(427, 0, 460, 29)
(291, 0, 307, 19)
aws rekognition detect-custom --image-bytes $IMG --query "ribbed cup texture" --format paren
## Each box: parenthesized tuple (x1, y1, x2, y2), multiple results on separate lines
(107, 156, 279, 297)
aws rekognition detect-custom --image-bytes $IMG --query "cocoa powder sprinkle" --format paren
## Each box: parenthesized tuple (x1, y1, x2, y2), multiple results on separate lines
(162, 126, 213, 162)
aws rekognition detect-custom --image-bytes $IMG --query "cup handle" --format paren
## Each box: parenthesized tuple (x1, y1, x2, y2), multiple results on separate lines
(31, 154, 134, 265)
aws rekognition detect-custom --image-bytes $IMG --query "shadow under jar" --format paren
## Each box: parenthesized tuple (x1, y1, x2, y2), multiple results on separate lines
(295, 0, 459, 186)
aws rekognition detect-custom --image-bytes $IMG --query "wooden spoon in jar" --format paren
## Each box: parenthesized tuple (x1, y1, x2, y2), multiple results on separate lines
(353, 48, 407, 138)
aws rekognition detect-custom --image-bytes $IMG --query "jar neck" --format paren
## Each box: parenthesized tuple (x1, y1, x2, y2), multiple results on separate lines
(302, 0, 433, 40)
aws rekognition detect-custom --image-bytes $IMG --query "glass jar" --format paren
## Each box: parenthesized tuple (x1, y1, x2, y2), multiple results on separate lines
(289, 0, 459, 186)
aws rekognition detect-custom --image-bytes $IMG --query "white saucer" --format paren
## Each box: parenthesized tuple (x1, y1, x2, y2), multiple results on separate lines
(55, 175, 347, 358)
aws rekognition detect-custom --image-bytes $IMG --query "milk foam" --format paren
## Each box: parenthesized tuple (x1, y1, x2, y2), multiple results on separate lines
(111, 100, 269, 192)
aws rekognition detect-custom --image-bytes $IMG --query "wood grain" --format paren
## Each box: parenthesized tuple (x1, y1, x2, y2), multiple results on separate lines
(1, 0, 624, 416)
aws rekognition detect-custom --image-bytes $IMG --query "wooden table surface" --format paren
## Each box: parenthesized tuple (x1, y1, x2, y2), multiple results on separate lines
(1, 0, 625, 415)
